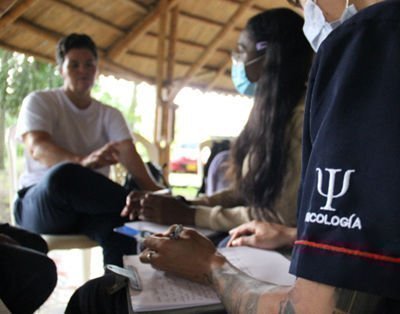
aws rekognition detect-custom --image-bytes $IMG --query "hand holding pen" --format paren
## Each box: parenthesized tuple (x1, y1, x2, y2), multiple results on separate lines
(139, 224, 225, 285)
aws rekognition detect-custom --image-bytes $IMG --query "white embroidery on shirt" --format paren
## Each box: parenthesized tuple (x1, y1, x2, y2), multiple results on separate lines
(305, 167, 362, 230)
(316, 168, 355, 211)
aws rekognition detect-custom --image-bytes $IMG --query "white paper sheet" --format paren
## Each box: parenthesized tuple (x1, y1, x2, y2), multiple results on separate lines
(220, 246, 295, 286)
(124, 246, 295, 312)
(125, 256, 220, 312)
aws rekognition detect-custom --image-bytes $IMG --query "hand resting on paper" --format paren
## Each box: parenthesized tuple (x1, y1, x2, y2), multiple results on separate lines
(140, 225, 226, 285)
(138, 194, 196, 225)
(120, 190, 148, 220)
(226, 220, 297, 250)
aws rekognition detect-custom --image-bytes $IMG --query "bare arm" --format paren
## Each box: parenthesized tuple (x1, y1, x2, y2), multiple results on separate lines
(23, 130, 119, 169)
(209, 262, 336, 314)
(115, 139, 163, 191)
(23, 131, 82, 167)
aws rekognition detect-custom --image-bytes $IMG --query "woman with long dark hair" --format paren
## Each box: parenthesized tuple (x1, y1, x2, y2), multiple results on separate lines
(128, 8, 313, 251)
(229, 7, 312, 223)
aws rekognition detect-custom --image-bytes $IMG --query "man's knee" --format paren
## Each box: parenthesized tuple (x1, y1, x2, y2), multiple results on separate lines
(47, 162, 84, 184)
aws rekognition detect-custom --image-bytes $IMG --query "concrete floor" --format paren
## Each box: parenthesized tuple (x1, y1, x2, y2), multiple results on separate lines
(37, 247, 103, 313)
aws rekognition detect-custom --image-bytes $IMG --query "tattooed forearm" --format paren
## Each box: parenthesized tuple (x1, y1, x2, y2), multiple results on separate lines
(279, 299, 296, 314)
(332, 287, 390, 314)
(209, 262, 288, 314)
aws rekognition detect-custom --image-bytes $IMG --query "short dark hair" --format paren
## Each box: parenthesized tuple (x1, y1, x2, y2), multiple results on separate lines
(287, 0, 302, 8)
(56, 33, 98, 66)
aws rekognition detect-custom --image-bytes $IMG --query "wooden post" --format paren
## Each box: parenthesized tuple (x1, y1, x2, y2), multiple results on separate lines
(154, 0, 168, 177)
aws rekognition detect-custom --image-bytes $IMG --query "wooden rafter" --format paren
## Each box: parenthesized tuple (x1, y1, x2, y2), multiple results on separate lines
(0, 0, 36, 35)
(53, 0, 124, 31)
(167, 5, 178, 85)
(119, 0, 149, 12)
(146, 31, 232, 55)
(16, 18, 59, 42)
(154, 0, 168, 143)
(0, 0, 17, 17)
(125, 50, 224, 73)
(166, 5, 179, 143)
(0, 41, 53, 64)
(107, 0, 181, 61)
(206, 57, 232, 92)
(168, 0, 256, 102)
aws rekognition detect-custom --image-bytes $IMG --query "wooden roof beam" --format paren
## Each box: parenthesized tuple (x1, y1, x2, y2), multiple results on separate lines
(168, 0, 256, 102)
(16, 18, 59, 43)
(206, 57, 231, 92)
(107, 0, 181, 61)
(167, 5, 179, 85)
(0, 0, 17, 17)
(146, 31, 232, 55)
(0, 0, 36, 33)
(0, 41, 53, 63)
(119, 0, 149, 13)
(53, 0, 124, 32)
(179, 10, 243, 33)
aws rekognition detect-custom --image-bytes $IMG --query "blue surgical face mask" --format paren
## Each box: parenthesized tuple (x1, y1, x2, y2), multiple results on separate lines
(231, 54, 264, 96)
(231, 61, 256, 96)
(303, 0, 357, 52)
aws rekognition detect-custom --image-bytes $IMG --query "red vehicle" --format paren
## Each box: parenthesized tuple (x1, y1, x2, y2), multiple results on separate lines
(169, 143, 199, 173)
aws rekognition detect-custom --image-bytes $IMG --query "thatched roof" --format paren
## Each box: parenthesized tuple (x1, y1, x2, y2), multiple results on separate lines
(0, 0, 300, 96)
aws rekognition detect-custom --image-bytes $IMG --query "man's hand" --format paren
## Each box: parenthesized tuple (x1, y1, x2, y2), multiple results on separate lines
(227, 220, 296, 250)
(139, 194, 196, 225)
(80, 142, 119, 169)
(140, 225, 226, 285)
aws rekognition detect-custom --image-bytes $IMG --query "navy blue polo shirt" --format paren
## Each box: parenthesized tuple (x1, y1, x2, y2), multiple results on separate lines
(290, 1, 400, 300)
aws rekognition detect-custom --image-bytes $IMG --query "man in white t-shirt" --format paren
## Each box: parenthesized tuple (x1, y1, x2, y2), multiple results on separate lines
(14, 33, 164, 266)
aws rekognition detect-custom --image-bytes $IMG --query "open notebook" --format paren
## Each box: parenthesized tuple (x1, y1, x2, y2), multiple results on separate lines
(123, 246, 295, 313)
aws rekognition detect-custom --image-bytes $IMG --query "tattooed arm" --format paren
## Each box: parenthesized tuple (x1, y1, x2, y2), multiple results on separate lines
(210, 262, 337, 314)
(140, 226, 346, 314)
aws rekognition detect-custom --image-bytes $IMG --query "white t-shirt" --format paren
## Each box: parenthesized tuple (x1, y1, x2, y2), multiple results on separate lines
(16, 88, 132, 188)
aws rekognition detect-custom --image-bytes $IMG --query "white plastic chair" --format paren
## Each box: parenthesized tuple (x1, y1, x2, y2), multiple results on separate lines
(132, 131, 159, 165)
(5, 126, 98, 281)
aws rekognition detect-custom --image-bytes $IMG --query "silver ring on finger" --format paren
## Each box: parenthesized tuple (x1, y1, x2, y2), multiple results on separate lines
(147, 250, 154, 262)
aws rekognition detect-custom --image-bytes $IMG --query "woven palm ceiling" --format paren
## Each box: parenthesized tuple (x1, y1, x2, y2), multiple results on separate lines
(0, 0, 300, 96)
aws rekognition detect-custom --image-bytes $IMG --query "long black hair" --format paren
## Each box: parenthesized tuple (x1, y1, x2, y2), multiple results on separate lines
(229, 8, 313, 219)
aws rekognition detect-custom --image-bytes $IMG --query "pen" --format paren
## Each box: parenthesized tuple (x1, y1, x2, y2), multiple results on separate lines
(153, 188, 171, 195)
(169, 224, 183, 240)
(135, 231, 152, 243)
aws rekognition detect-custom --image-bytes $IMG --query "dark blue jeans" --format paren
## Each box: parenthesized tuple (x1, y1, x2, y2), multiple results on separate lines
(0, 223, 57, 313)
(14, 162, 136, 266)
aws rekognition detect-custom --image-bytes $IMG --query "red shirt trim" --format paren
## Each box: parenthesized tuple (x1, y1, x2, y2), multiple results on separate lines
(295, 240, 400, 264)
